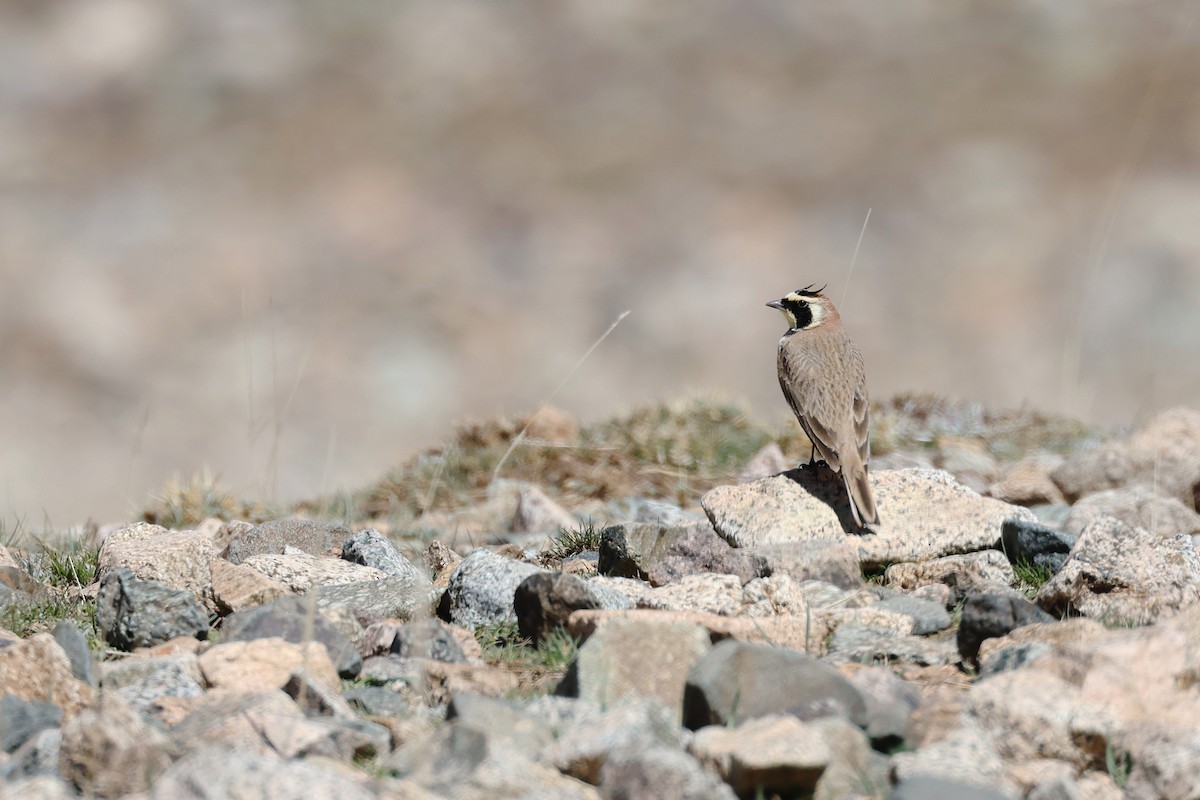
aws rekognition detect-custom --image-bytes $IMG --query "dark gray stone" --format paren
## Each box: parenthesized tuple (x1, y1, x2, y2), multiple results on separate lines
(957, 592, 1055, 664)
(875, 593, 953, 635)
(340, 528, 427, 581)
(359, 654, 424, 685)
(682, 640, 867, 731)
(0, 695, 63, 754)
(848, 667, 920, 749)
(598, 523, 762, 586)
(95, 568, 209, 651)
(889, 775, 1017, 800)
(390, 618, 467, 663)
(1000, 518, 1075, 574)
(514, 571, 601, 645)
(978, 642, 1055, 679)
(223, 518, 350, 564)
(309, 574, 439, 622)
(445, 548, 542, 631)
(600, 743, 737, 800)
(52, 621, 95, 687)
(221, 595, 361, 678)
(344, 685, 415, 720)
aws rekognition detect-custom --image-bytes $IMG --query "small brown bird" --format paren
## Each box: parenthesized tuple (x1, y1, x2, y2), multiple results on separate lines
(768, 286, 879, 528)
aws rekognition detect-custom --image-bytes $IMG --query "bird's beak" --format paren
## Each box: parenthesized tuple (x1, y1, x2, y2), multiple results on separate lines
(766, 300, 785, 310)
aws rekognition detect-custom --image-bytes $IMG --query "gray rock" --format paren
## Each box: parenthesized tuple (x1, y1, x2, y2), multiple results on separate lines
(890, 775, 1018, 800)
(514, 571, 601, 645)
(3, 728, 62, 781)
(310, 574, 440, 621)
(223, 518, 350, 564)
(999, 518, 1074, 574)
(957, 592, 1055, 664)
(884, 551, 1017, 599)
(95, 567, 209, 651)
(0, 774, 74, 799)
(152, 747, 377, 800)
(745, 539, 864, 590)
(0, 695, 62, 754)
(633, 499, 695, 527)
(558, 616, 710, 722)
(600, 742, 737, 800)
(444, 548, 543, 631)
(447, 693, 552, 755)
(847, 667, 920, 748)
(682, 640, 867, 730)
(221, 595, 362, 678)
(390, 617, 468, 663)
(282, 668, 356, 719)
(702, 468, 1035, 569)
(340, 528, 428, 580)
(117, 662, 205, 715)
(977, 642, 1055, 679)
(50, 621, 94, 688)
(542, 701, 683, 784)
(1063, 486, 1200, 538)
(344, 685, 415, 720)
(875, 593, 952, 635)
(598, 523, 762, 586)
(1036, 516, 1200, 625)
(60, 693, 174, 798)
(689, 714, 832, 797)
(99, 652, 203, 691)
(825, 624, 960, 667)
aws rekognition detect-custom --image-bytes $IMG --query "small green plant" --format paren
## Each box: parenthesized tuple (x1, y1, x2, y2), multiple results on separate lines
(1012, 558, 1054, 599)
(0, 597, 98, 642)
(35, 538, 99, 588)
(1105, 741, 1133, 788)
(541, 522, 603, 562)
(474, 619, 580, 696)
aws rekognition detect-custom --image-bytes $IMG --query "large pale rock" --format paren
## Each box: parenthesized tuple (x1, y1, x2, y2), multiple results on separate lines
(558, 616, 711, 721)
(310, 574, 441, 621)
(242, 550, 386, 592)
(1036, 516, 1200, 625)
(889, 719, 1018, 797)
(987, 454, 1067, 506)
(885, 550, 1016, 596)
(703, 469, 1034, 568)
(152, 747, 379, 800)
(638, 573, 744, 616)
(1051, 407, 1200, 506)
(542, 701, 682, 785)
(599, 742, 737, 800)
(170, 691, 305, 755)
(0, 634, 92, 716)
(59, 693, 173, 798)
(567, 608, 824, 655)
(96, 522, 216, 606)
(210, 558, 287, 613)
(690, 714, 831, 796)
(223, 518, 350, 564)
(1062, 486, 1200, 538)
(444, 548, 543, 630)
(198, 637, 341, 693)
(510, 485, 578, 533)
(220, 595, 362, 678)
(598, 522, 762, 587)
(745, 539, 864, 590)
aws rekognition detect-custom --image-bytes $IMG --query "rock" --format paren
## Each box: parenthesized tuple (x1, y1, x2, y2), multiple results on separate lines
(810, 716, 890, 800)
(0, 634, 92, 716)
(424, 540, 463, 585)
(0, 696, 63, 754)
(739, 573, 813, 618)
(223, 518, 350, 564)
(558, 616, 710, 721)
(198, 637, 341, 693)
(344, 684, 416, 720)
(638, 573, 744, 616)
(310, 574, 440, 621)
(987, 454, 1067, 506)
(99, 652, 203, 690)
(114, 658, 205, 718)
(690, 714, 831, 796)
(1051, 407, 1200, 506)
(738, 441, 791, 483)
(1123, 729, 1200, 800)
(958, 592, 1055, 664)
(95, 567, 209, 651)
(4, 729, 64, 783)
(444, 548, 543, 630)
(598, 523, 762, 587)
(1062, 486, 1200, 538)
(542, 701, 682, 785)
(999, 518, 1075, 574)
(388, 617, 472, 663)
(3, 775, 76, 799)
(59, 693, 173, 798)
(824, 623, 960, 666)
(600, 742, 737, 800)
(934, 437, 999, 495)
(446, 693, 551, 755)
(885, 551, 1017, 598)
(682, 640, 866, 730)
(242, 550, 387, 592)
(874, 593, 952, 634)
(209, 558, 287, 614)
(220, 595, 362, 678)
(633, 499, 695, 527)
(95, 522, 216, 607)
(745, 539, 864, 590)
(889, 719, 1018, 797)
(510, 485, 578, 533)
(514, 571, 601, 645)
(890, 775, 1019, 800)
(703, 468, 1035, 569)
(50, 621, 95, 688)
(846, 666, 920, 747)
(1036, 516, 1200, 625)
(567, 608, 822, 654)
(340, 528, 428, 581)
(169, 691, 305, 755)
(151, 747, 378, 800)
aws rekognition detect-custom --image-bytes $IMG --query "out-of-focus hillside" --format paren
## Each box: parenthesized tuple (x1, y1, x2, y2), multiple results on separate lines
(2, 1, 1198, 526)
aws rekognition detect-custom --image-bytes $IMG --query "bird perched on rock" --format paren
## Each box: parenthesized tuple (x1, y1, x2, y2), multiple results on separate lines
(768, 286, 879, 528)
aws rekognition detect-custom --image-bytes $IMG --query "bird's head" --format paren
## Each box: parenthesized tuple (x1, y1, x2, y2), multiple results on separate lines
(766, 285, 836, 331)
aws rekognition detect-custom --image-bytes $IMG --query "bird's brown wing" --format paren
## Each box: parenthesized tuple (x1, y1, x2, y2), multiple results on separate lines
(849, 345, 870, 466)
(777, 343, 843, 471)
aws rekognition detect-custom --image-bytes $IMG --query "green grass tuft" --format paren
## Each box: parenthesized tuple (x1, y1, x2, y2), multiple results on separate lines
(1012, 558, 1055, 599)
(540, 522, 603, 563)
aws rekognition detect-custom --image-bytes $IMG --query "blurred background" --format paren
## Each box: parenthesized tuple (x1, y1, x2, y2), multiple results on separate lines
(2, 0, 1198, 528)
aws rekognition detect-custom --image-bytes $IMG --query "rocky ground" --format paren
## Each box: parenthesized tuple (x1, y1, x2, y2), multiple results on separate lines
(2, 396, 1200, 799)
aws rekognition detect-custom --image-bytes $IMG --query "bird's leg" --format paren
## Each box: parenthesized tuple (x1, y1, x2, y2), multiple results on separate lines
(807, 444, 817, 467)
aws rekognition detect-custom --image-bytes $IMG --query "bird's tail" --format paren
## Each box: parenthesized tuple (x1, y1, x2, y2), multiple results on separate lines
(843, 459, 879, 528)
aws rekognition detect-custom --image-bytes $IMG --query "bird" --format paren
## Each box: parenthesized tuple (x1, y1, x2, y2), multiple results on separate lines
(767, 285, 879, 528)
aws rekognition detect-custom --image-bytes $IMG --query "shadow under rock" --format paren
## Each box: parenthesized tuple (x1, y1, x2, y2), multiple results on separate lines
(779, 463, 873, 536)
